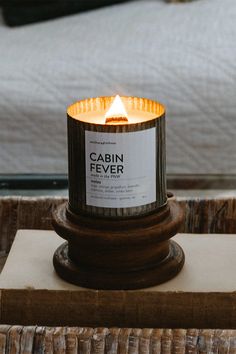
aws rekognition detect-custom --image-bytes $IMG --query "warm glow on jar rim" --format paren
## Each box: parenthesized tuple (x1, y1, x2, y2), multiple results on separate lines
(67, 96, 165, 125)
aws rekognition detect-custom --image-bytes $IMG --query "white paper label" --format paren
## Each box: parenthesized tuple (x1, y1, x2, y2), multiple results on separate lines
(85, 128, 156, 208)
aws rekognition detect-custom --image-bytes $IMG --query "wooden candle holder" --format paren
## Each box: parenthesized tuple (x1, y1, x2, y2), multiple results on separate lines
(52, 197, 185, 290)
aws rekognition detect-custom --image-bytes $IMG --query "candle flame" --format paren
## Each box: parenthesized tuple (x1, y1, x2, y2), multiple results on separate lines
(105, 95, 128, 124)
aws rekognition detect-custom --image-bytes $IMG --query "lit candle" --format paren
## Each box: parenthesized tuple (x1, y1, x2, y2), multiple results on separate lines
(73, 95, 158, 125)
(67, 95, 166, 218)
(53, 95, 185, 290)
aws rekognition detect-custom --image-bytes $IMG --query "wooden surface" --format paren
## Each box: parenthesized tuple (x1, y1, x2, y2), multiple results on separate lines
(2, 289, 236, 328)
(0, 327, 235, 354)
(0, 231, 236, 328)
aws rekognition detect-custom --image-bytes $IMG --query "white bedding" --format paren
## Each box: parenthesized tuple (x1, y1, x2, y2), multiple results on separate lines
(0, 0, 235, 174)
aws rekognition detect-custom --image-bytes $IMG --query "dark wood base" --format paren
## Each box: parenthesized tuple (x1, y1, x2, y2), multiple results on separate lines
(52, 200, 185, 290)
(53, 240, 184, 290)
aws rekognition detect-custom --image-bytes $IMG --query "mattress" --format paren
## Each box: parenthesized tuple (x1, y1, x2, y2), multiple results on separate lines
(0, 0, 235, 175)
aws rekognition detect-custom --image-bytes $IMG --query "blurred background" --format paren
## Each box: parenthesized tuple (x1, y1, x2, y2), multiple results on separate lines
(0, 0, 236, 196)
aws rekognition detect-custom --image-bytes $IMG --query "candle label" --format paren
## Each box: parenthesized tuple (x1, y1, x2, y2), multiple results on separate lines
(85, 128, 156, 208)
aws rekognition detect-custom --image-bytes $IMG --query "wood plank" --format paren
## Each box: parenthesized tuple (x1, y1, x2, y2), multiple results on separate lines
(1, 289, 236, 328)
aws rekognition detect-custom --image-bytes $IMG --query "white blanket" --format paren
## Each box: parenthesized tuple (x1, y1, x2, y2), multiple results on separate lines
(0, 0, 235, 174)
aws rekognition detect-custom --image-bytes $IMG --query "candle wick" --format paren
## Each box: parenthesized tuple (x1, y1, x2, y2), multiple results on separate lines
(105, 116, 129, 125)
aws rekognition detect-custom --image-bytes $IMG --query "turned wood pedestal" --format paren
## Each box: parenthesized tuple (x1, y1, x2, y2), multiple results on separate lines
(52, 199, 185, 290)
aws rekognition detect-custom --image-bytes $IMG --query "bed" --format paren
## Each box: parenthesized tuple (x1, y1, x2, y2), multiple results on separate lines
(0, 0, 235, 175)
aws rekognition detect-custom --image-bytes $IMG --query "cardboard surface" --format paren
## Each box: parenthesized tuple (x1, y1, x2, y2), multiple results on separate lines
(0, 230, 235, 292)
